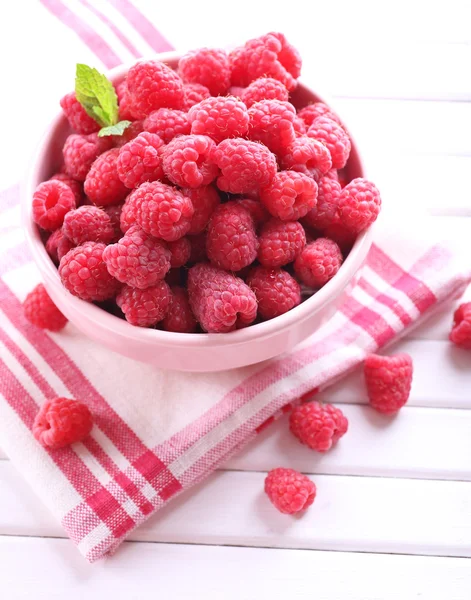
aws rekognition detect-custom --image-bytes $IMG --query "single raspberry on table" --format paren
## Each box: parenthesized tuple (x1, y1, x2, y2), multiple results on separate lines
(33, 397, 93, 449)
(242, 77, 289, 107)
(303, 176, 341, 230)
(294, 238, 343, 288)
(264, 468, 316, 515)
(117, 131, 164, 188)
(63, 206, 115, 245)
(32, 180, 76, 231)
(161, 134, 219, 188)
(133, 181, 194, 241)
(167, 237, 191, 268)
(46, 229, 74, 264)
(322, 222, 356, 253)
(162, 286, 197, 333)
(257, 219, 306, 268)
(143, 108, 190, 144)
(289, 401, 348, 452)
(188, 263, 257, 333)
(308, 117, 351, 169)
(116, 80, 134, 121)
(206, 202, 258, 271)
(280, 136, 332, 179)
(179, 47, 231, 96)
(126, 59, 184, 119)
(84, 148, 128, 206)
(297, 102, 343, 128)
(116, 281, 171, 327)
(59, 242, 120, 301)
(260, 171, 318, 221)
(230, 32, 301, 90)
(450, 302, 471, 349)
(364, 353, 413, 414)
(247, 99, 297, 154)
(235, 198, 270, 228)
(337, 178, 381, 233)
(212, 138, 277, 194)
(60, 92, 99, 135)
(181, 82, 211, 111)
(49, 173, 83, 205)
(23, 283, 68, 332)
(188, 233, 207, 263)
(183, 185, 221, 235)
(188, 96, 250, 143)
(247, 266, 301, 319)
(103, 225, 171, 289)
(104, 204, 124, 242)
(63, 133, 112, 182)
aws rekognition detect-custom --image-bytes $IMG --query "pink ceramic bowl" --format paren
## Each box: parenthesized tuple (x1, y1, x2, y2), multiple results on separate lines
(23, 51, 373, 372)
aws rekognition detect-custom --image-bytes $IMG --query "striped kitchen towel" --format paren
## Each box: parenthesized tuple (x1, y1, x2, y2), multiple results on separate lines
(0, 0, 470, 562)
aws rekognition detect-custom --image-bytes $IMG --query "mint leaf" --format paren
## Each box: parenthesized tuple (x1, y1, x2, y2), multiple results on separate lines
(75, 64, 118, 128)
(98, 120, 132, 137)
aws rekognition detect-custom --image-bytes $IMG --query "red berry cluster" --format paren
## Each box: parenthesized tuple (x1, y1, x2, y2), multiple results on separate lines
(32, 32, 383, 334)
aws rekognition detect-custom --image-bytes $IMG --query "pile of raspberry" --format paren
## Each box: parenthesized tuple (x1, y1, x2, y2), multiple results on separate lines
(33, 32, 382, 334)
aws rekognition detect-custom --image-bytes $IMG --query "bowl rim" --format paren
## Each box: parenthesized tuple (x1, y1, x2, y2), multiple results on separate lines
(22, 53, 375, 349)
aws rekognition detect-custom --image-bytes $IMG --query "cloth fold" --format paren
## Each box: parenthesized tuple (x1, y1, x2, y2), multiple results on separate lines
(1, 189, 470, 561)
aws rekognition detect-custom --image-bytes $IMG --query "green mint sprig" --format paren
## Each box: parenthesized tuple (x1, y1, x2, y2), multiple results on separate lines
(75, 64, 131, 137)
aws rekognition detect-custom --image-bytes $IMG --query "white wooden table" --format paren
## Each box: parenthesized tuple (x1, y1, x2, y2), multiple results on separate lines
(0, 1, 470, 598)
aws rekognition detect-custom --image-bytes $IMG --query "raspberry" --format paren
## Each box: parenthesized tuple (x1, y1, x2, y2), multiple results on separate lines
(132, 181, 194, 241)
(63, 133, 112, 182)
(257, 219, 306, 268)
(179, 47, 231, 96)
(294, 238, 343, 288)
(188, 96, 249, 143)
(264, 468, 316, 514)
(293, 116, 307, 136)
(307, 117, 351, 169)
(247, 99, 296, 154)
(32, 180, 76, 231)
(117, 132, 164, 188)
(23, 283, 68, 331)
(188, 233, 207, 263)
(303, 176, 341, 230)
(325, 169, 339, 182)
(297, 102, 343, 128)
(182, 83, 211, 111)
(206, 202, 258, 271)
(84, 148, 128, 206)
(322, 222, 356, 253)
(126, 60, 184, 119)
(228, 86, 246, 98)
(161, 134, 218, 188)
(115, 80, 133, 120)
(104, 204, 123, 242)
(60, 92, 99, 134)
(112, 120, 145, 148)
(212, 138, 277, 194)
(188, 263, 257, 333)
(337, 178, 381, 233)
(116, 281, 171, 327)
(449, 303, 471, 349)
(50, 173, 83, 205)
(235, 198, 270, 228)
(103, 225, 171, 289)
(183, 185, 221, 235)
(364, 353, 413, 414)
(63, 206, 115, 245)
(247, 266, 301, 319)
(242, 77, 289, 108)
(162, 286, 197, 333)
(59, 242, 120, 301)
(280, 137, 332, 179)
(120, 194, 137, 233)
(143, 108, 190, 144)
(167, 237, 191, 268)
(33, 397, 93, 449)
(289, 401, 348, 452)
(230, 32, 301, 90)
(46, 228, 74, 264)
(260, 171, 318, 221)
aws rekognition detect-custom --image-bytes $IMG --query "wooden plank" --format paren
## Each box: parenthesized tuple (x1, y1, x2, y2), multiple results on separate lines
(1, 463, 470, 556)
(1, 536, 470, 600)
(226, 405, 471, 480)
